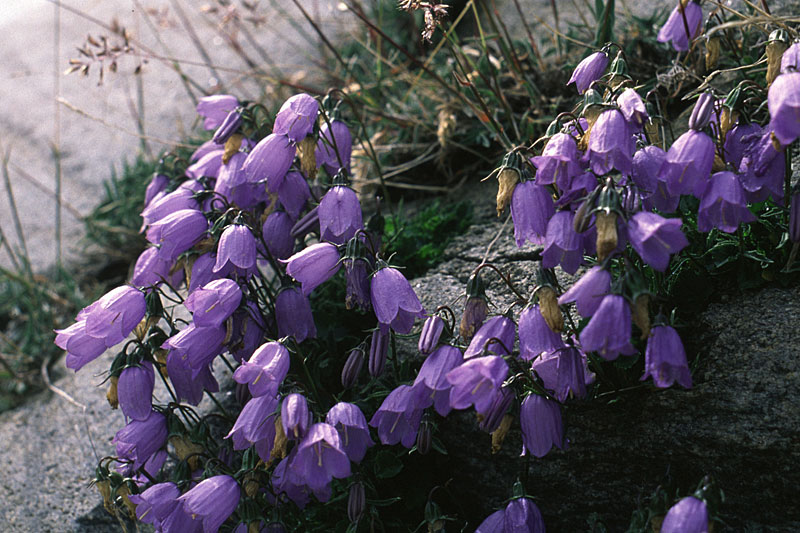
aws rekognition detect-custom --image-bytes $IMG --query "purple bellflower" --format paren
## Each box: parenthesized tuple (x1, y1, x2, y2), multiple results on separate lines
(55, 320, 107, 372)
(341, 347, 364, 389)
(177, 475, 241, 533)
(368, 327, 389, 377)
(628, 212, 689, 271)
(141, 182, 200, 228)
(412, 344, 463, 416)
(275, 287, 317, 342)
(780, 42, 800, 73)
(724, 122, 762, 169)
(284, 242, 341, 295)
(214, 152, 266, 209)
(163, 324, 226, 376)
(243, 133, 296, 193)
(118, 361, 155, 421)
(83, 285, 146, 347)
(658, 1, 703, 51)
(530, 133, 582, 188)
(617, 88, 648, 130)
(446, 355, 509, 415)
(503, 497, 546, 533)
(371, 266, 426, 334)
(768, 71, 800, 146)
(289, 423, 351, 492)
(418, 315, 445, 354)
(518, 305, 565, 361)
(511, 180, 555, 247)
(196, 95, 239, 130)
(166, 352, 219, 406)
(344, 257, 371, 312)
(188, 253, 220, 294)
(477, 386, 514, 433)
(738, 128, 785, 204)
(531, 347, 587, 402)
(318, 185, 363, 244)
(128, 482, 181, 530)
(144, 173, 169, 208)
(520, 393, 564, 458)
(661, 496, 709, 533)
(316, 120, 353, 175)
(579, 294, 635, 360)
(226, 393, 279, 453)
(688, 92, 716, 131)
(184, 278, 242, 328)
(542, 210, 583, 275)
(262, 211, 295, 260)
(277, 171, 311, 220)
(642, 325, 692, 389)
(475, 510, 505, 533)
(464, 315, 516, 359)
(185, 149, 224, 180)
(113, 411, 168, 470)
(214, 224, 257, 274)
(658, 129, 715, 197)
(587, 108, 634, 176)
(146, 209, 208, 261)
(325, 402, 374, 463)
(233, 342, 290, 398)
(631, 145, 664, 196)
(273, 93, 319, 142)
(369, 385, 424, 448)
(568, 51, 608, 94)
(212, 107, 243, 144)
(697, 171, 756, 233)
(558, 266, 611, 318)
(282, 393, 311, 440)
(131, 246, 182, 288)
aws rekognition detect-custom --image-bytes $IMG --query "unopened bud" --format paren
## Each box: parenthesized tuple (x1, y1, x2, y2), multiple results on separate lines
(213, 107, 244, 145)
(106, 376, 119, 409)
(537, 286, 564, 333)
(297, 136, 318, 180)
(496, 168, 519, 217)
(223, 133, 244, 164)
(595, 211, 618, 261)
(418, 315, 445, 354)
(170, 435, 204, 471)
(719, 107, 738, 140)
(290, 205, 319, 239)
(767, 39, 789, 87)
(341, 346, 364, 388)
(632, 293, 651, 339)
(689, 93, 715, 131)
(460, 297, 488, 340)
(491, 414, 514, 454)
(705, 36, 721, 71)
(348, 482, 366, 523)
(369, 328, 389, 377)
(416, 420, 432, 455)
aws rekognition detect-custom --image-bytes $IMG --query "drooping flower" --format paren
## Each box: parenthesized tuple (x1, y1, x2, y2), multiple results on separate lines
(232, 341, 290, 397)
(131, 246, 182, 288)
(557, 266, 611, 318)
(113, 411, 168, 470)
(477, 386, 514, 433)
(275, 287, 317, 343)
(768, 71, 800, 146)
(617, 88, 648, 129)
(627, 211, 689, 272)
(661, 496, 709, 533)
(587, 108, 635, 176)
(447, 355, 508, 415)
(657, 1, 703, 51)
(697, 171, 756, 233)
(144, 173, 169, 209)
(166, 352, 219, 406)
(273, 94, 319, 142)
(412, 344, 463, 416)
(531, 347, 587, 402)
(226, 393, 279, 453)
(177, 475, 241, 533)
(371, 266, 425, 334)
(214, 224, 257, 274)
(188, 253, 220, 294)
(542, 211, 583, 275)
(127, 482, 181, 530)
(316, 120, 353, 175)
(82, 285, 146, 347)
(214, 151, 266, 209)
(518, 305, 565, 361)
(344, 257, 371, 312)
(163, 323, 226, 375)
(277, 171, 312, 220)
(475, 510, 505, 533)
(184, 278, 242, 328)
(55, 320, 107, 372)
(282, 393, 311, 440)
(185, 149, 225, 179)
(520, 393, 564, 458)
(326, 402, 374, 463)
(641, 325, 692, 389)
(145, 208, 208, 261)
(530, 133, 582, 188)
(243, 133, 296, 193)
(369, 385, 424, 448)
(284, 242, 341, 295)
(117, 361, 155, 421)
(503, 497, 546, 533)
(289, 423, 351, 491)
(464, 315, 516, 359)
(262, 211, 296, 260)
(318, 185, 363, 244)
(737, 128, 785, 204)
(658, 129, 715, 197)
(631, 145, 665, 196)
(567, 51, 608, 94)
(212, 107, 243, 144)
(579, 294, 635, 360)
(196, 94, 239, 130)
(511, 180, 555, 247)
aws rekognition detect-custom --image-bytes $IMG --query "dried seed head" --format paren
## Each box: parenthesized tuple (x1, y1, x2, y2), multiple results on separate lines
(223, 133, 244, 164)
(153, 349, 169, 379)
(705, 36, 721, 71)
(491, 414, 514, 454)
(106, 376, 119, 409)
(496, 168, 520, 217)
(297, 136, 318, 180)
(645, 117, 662, 147)
(243, 471, 260, 498)
(95, 479, 114, 515)
(712, 153, 726, 172)
(719, 107, 738, 141)
(537, 286, 564, 333)
(437, 107, 457, 152)
(271, 417, 289, 463)
(632, 293, 651, 339)
(595, 211, 618, 262)
(116, 484, 137, 519)
(766, 39, 789, 87)
(170, 435, 204, 471)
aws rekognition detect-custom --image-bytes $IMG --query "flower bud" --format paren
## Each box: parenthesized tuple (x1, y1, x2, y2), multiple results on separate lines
(213, 107, 244, 145)
(369, 328, 389, 377)
(281, 393, 311, 440)
(536, 286, 564, 333)
(595, 211, 618, 262)
(573, 193, 595, 234)
(342, 346, 364, 388)
(632, 293, 651, 339)
(348, 482, 366, 523)
(290, 205, 319, 239)
(106, 376, 119, 409)
(416, 419, 432, 455)
(491, 414, 514, 454)
(496, 168, 519, 217)
(418, 315, 445, 354)
(459, 272, 488, 340)
(688, 92, 715, 131)
(297, 136, 318, 180)
(477, 386, 514, 433)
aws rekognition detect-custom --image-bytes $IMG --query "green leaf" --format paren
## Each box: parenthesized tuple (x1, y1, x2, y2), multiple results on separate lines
(373, 450, 403, 479)
(594, 0, 616, 47)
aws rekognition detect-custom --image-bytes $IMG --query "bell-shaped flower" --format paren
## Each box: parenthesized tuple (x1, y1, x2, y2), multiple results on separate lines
(326, 402, 374, 463)
(558, 266, 610, 318)
(477, 386, 514, 433)
(518, 305, 565, 360)
(273, 94, 319, 141)
(278, 171, 311, 220)
(475, 509, 505, 533)
(144, 173, 169, 208)
(113, 411, 168, 469)
(628, 212, 689, 271)
(641, 325, 692, 389)
(579, 294, 635, 360)
(228, 300, 266, 363)
(128, 482, 181, 530)
(289, 423, 351, 491)
(196, 94, 239, 130)
(503, 497, 546, 533)
(284, 242, 341, 295)
(262, 211, 295, 260)
(511, 180, 555, 247)
(723, 122, 761, 169)
(275, 287, 317, 342)
(82, 285, 146, 347)
(697, 171, 756, 233)
(163, 323, 226, 375)
(188, 253, 219, 294)
(146, 208, 208, 261)
(131, 247, 182, 288)
(319, 185, 363, 244)
(166, 352, 219, 406)
(215, 152, 266, 209)
(369, 385, 424, 448)
(657, 1, 703, 51)
(226, 393, 279, 453)
(412, 345, 463, 416)
(371, 266, 425, 334)
(177, 475, 240, 533)
(316, 120, 353, 175)
(184, 278, 242, 328)
(617, 88, 648, 129)
(737, 128, 785, 204)
(530, 133, 582, 187)
(212, 107, 243, 144)
(368, 327, 389, 377)
(243, 133, 296, 193)
(344, 257, 371, 312)
(542, 211, 583, 275)
(446, 355, 508, 415)
(185, 149, 224, 179)
(118, 361, 155, 421)
(531, 347, 587, 402)
(214, 224, 257, 274)
(141, 182, 200, 228)
(55, 320, 107, 371)
(587, 108, 634, 176)
(661, 496, 709, 533)
(658, 129, 715, 197)
(282, 393, 311, 440)
(464, 315, 516, 359)
(567, 51, 608, 94)
(418, 315, 445, 354)
(768, 71, 800, 146)
(233, 341, 290, 397)
(520, 393, 564, 458)
(631, 145, 664, 195)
